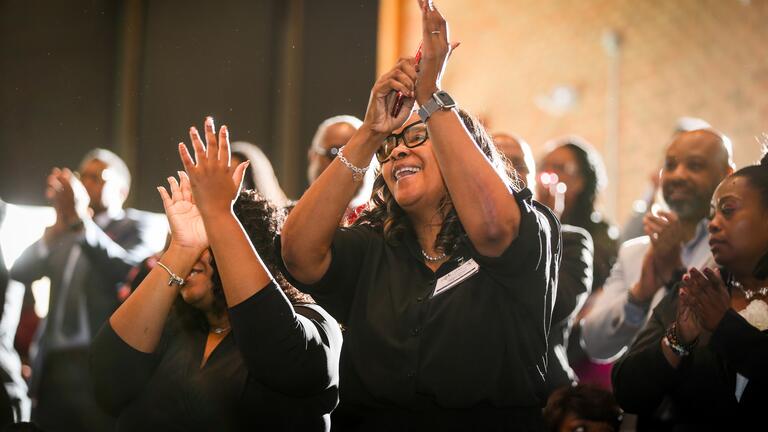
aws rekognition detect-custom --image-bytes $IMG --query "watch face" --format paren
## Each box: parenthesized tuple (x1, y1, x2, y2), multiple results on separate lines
(435, 91, 456, 108)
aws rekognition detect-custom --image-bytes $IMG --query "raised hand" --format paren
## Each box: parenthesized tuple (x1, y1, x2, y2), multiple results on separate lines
(178, 117, 249, 218)
(157, 172, 208, 254)
(644, 210, 684, 282)
(414, 0, 458, 104)
(363, 58, 418, 135)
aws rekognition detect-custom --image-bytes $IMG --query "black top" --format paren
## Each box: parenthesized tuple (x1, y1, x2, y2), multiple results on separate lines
(279, 189, 560, 430)
(612, 285, 768, 431)
(546, 225, 593, 393)
(89, 282, 342, 431)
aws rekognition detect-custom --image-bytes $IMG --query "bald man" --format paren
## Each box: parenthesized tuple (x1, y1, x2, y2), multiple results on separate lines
(581, 129, 735, 362)
(307, 115, 376, 223)
(493, 133, 536, 187)
(307, 115, 362, 184)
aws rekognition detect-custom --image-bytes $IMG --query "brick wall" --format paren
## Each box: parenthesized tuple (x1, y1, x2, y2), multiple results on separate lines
(385, 0, 768, 224)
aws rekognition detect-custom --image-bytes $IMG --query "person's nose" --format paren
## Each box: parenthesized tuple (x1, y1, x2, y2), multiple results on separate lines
(390, 141, 411, 161)
(708, 213, 722, 235)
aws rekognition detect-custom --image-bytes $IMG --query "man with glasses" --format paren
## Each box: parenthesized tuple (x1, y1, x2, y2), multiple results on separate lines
(307, 115, 376, 225)
(11, 148, 161, 431)
(307, 115, 363, 184)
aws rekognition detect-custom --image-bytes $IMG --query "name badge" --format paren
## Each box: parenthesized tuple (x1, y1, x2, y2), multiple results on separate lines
(432, 258, 480, 297)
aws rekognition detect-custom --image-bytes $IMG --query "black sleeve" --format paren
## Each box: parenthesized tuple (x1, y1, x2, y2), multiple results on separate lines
(553, 226, 593, 325)
(709, 309, 768, 381)
(89, 322, 161, 416)
(9, 240, 48, 285)
(276, 226, 374, 321)
(466, 189, 554, 277)
(612, 289, 682, 414)
(228, 281, 342, 397)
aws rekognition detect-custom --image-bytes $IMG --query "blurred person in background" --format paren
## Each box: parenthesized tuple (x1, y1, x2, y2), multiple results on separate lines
(231, 141, 289, 207)
(619, 117, 713, 244)
(494, 133, 594, 395)
(537, 136, 619, 290)
(307, 115, 376, 225)
(10, 149, 161, 432)
(537, 136, 619, 388)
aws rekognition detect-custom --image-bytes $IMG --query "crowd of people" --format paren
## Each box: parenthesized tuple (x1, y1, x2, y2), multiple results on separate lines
(0, 0, 766, 430)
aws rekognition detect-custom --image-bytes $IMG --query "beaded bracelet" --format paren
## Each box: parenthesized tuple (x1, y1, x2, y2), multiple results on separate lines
(663, 322, 698, 357)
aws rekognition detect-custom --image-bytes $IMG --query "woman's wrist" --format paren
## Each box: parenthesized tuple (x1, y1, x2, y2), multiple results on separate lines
(416, 84, 440, 105)
(356, 123, 389, 149)
(165, 241, 205, 261)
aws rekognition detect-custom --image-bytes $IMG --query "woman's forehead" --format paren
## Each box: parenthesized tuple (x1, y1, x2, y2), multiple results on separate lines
(393, 113, 421, 134)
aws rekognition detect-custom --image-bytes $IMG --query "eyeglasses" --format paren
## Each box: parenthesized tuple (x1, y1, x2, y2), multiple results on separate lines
(313, 145, 343, 160)
(376, 121, 429, 163)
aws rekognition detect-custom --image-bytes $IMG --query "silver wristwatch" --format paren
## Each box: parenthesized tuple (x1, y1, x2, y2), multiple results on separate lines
(417, 90, 456, 122)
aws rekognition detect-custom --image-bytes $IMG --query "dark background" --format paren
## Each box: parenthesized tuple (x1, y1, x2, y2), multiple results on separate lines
(0, 0, 378, 212)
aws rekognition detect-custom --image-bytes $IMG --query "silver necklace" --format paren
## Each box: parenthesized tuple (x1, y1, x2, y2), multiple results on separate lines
(731, 280, 768, 301)
(421, 249, 447, 262)
(211, 326, 231, 334)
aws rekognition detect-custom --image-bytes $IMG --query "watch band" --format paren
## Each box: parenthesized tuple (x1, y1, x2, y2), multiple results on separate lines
(418, 90, 456, 122)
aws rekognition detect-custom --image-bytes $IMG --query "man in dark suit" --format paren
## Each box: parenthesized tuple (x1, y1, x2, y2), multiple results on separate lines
(11, 149, 160, 432)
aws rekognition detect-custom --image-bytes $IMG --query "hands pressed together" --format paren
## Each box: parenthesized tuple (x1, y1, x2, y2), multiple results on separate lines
(676, 267, 731, 343)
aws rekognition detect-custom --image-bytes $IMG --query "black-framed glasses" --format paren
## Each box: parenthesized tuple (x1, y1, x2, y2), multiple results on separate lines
(376, 121, 429, 163)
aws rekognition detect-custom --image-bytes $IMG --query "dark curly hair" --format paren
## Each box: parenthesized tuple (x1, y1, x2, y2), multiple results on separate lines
(543, 384, 623, 432)
(353, 108, 521, 255)
(731, 149, 768, 279)
(173, 189, 312, 332)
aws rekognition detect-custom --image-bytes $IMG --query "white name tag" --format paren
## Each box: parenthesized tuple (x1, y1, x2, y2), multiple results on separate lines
(432, 258, 480, 297)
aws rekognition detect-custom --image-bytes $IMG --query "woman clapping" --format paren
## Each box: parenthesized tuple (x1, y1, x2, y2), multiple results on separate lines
(279, 1, 560, 430)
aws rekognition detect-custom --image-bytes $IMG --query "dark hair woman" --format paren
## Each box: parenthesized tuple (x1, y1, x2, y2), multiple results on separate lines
(90, 118, 342, 431)
(278, 1, 560, 430)
(537, 136, 618, 290)
(612, 151, 768, 430)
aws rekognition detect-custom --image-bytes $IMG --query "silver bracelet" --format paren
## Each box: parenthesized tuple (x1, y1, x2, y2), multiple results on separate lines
(156, 261, 186, 287)
(336, 146, 369, 182)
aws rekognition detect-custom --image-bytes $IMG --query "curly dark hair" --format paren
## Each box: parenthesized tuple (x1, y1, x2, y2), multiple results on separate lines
(173, 189, 312, 332)
(543, 384, 623, 432)
(353, 108, 521, 255)
(731, 150, 768, 279)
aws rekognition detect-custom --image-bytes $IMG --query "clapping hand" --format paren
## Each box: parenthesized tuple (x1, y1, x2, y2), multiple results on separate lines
(684, 267, 731, 332)
(157, 172, 208, 254)
(644, 210, 685, 282)
(414, 0, 459, 105)
(43, 167, 90, 243)
(178, 117, 249, 218)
